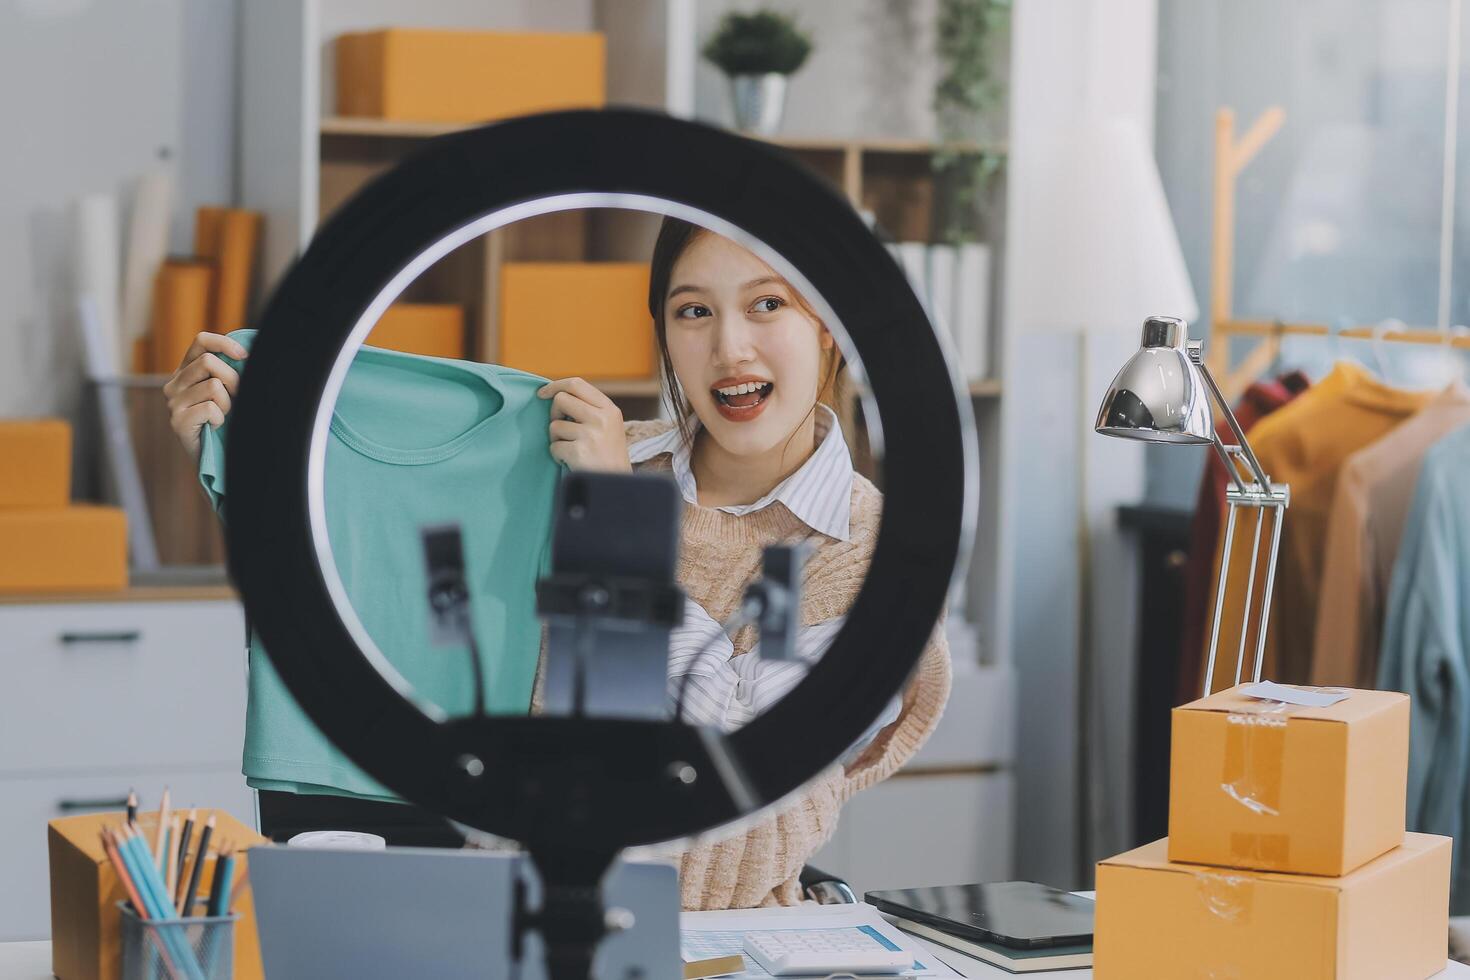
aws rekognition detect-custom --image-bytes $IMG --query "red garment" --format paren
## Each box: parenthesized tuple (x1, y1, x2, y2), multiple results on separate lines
(1177, 372, 1309, 703)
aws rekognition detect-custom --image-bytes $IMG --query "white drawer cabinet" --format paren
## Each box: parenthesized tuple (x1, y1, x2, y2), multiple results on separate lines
(0, 599, 246, 775)
(0, 766, 255, 940)
(0, 592, 252, 941)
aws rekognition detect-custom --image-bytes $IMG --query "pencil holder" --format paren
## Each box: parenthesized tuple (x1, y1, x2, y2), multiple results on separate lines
(118, 902, 236, 980)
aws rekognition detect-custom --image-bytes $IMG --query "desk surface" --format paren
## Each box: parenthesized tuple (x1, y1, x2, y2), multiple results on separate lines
(2, 937, 1468, 979)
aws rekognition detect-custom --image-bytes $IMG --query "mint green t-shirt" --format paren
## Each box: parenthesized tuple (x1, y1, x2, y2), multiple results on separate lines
(199, 329, 560, 801)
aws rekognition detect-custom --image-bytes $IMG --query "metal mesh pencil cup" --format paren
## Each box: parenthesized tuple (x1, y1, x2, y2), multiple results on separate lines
(118, 902, 236, 980)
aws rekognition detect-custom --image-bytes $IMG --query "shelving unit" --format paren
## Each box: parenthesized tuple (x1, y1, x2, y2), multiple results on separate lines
(237, 0, 1020, 895)
(241, 5, 1010, 659)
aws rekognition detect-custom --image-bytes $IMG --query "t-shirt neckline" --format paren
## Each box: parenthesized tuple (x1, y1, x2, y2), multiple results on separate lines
(329, 346, 508, 466)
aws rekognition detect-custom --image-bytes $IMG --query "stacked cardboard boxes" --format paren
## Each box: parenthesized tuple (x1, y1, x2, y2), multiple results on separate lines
(1095, 683, 1451, 979)
(0, 420, 126, 593)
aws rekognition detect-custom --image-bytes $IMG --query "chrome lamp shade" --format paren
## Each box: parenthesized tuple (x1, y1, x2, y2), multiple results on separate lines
(1095, 315, 1213, 444)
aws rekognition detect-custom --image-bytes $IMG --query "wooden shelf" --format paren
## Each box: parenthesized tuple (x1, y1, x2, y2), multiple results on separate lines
(320, 116, 1008, 157)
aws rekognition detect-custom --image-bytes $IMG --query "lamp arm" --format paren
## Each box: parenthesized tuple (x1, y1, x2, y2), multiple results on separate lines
(1209, 435, 1250, 496)
(1194, 353, 1275, 493)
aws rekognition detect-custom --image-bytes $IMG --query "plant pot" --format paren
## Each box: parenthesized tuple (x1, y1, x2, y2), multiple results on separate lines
(729, 73, 788, 135)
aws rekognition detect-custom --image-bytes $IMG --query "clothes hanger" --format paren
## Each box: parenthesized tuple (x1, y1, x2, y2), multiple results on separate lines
(1370, 318, 1400, 381)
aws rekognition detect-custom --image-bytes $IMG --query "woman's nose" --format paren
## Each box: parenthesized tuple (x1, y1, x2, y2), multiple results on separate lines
(711, 316, 757, 368)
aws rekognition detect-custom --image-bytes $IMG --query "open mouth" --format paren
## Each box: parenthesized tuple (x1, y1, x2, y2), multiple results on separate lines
(712, 380, 774, 421)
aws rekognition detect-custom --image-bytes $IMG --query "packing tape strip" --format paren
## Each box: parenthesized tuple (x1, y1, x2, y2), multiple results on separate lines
(1194, 868, 1254, 925)
(1220, 699, 1296, 817)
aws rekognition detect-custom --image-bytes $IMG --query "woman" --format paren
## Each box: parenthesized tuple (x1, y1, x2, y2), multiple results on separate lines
(163, 216, 951, 910)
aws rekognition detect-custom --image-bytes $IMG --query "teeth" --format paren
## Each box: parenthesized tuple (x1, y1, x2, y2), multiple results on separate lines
(716, 382, 770, 396)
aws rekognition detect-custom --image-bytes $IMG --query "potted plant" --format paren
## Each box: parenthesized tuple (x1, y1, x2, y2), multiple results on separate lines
(702, 10, 813, 135)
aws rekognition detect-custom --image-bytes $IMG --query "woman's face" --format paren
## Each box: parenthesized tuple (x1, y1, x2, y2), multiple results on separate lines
(663, 231, 833, 458)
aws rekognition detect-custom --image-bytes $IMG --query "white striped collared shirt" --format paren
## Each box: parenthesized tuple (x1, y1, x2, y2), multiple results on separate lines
(630, 406, 900, 750)
(627, 403, 854, 542)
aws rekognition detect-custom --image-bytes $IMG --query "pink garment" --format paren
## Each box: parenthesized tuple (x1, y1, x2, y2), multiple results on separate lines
(1312, 382, 1470, 687)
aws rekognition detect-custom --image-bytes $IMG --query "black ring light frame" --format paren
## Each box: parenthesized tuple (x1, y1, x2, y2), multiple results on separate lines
(225, 109, 974, 868)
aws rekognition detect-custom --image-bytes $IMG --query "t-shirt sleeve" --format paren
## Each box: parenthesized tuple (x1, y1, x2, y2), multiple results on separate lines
(197, 415, 228, 516)
(193, 329, 255, 519)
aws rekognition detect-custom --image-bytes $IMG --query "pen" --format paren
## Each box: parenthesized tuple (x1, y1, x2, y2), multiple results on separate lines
(125, 789, 137, 827)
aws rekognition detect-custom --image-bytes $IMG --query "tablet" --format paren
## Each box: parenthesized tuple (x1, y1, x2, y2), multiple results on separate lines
(866, 880, 1095, 950)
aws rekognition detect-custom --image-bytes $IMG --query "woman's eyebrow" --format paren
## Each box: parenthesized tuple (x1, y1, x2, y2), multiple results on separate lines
(743, 276, 783, 289)
(668, 283, 704, 298)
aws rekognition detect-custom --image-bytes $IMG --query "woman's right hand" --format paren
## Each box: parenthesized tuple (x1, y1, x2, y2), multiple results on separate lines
(163, 332, 248, 461)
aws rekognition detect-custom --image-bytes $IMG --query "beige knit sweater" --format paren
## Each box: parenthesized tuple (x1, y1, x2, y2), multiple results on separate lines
(622, 419, 953, 910)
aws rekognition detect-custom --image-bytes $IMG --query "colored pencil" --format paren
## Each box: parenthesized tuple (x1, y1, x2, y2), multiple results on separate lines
(174, 808, 196, 907)
(181, 816, 214, 917)
(121, 826, 206, 980)
(206, 846, 236, 918)
(164, 817, 180, 898)
(125, 789, 137, 826)
(100, 828, 147, 917)
(153, 787, 171, 868)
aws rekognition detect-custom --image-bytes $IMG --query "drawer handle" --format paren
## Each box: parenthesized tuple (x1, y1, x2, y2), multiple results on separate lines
(59, 630, 141, 645)
(56, 797, 130, 813)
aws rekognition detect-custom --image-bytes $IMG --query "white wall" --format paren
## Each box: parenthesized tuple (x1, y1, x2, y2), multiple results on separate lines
(1003, 0, 1156, 889)
(0, 0, 237, 497)
(693, 0, 946, 140)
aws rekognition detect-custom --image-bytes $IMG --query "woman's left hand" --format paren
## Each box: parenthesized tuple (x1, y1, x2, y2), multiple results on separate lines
(537, 377, 632, 472)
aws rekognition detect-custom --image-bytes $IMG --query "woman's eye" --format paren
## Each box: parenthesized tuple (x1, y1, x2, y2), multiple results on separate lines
(676, 303, 712, 320)
(751, 296, 785, 314)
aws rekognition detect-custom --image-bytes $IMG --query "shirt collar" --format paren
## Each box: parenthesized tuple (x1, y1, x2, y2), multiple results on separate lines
(628, 404, 854, 541)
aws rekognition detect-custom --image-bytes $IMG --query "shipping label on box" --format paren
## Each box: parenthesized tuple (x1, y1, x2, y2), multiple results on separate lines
(1095, 834, 1450, 980)
(1169, 684, 1408, 876)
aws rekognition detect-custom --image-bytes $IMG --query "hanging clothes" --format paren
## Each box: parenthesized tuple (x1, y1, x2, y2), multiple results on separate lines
(1201, 362, 1431, 689)
(199, 329, 562, 802)
(1312, 382, 1470, 687)
(1178, 372, 1309, 703)
(1377, 421, 1470, 912)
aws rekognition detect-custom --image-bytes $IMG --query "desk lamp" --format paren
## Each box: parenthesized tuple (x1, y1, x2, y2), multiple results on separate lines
(1095, 315, 1290, 695)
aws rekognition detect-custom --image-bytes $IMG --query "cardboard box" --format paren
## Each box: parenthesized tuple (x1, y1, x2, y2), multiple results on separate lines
(1095, 835, 1450, 980)
(336, 29, 605, 123)
(367, 303, 466, 359)
(48, 808, 267, 980)
(1170, 684, 1408, 876)
(0, 506, 127, 593)
(499, 263, 654, 380)
(0, 419, 70, 508)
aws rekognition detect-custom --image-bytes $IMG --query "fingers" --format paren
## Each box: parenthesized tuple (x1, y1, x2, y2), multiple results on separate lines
(163, 352, 241, 399)
(167, 377, 232, 419)
(178, 332, 247, 372)
(170, 400, 226, 440)
(537, 377, 615, 410)
(548, 419, 579, 442)
(547, 389, 602, 424)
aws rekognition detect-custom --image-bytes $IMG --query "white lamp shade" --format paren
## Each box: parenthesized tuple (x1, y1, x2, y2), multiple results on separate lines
(1022, 116, 1199, 331)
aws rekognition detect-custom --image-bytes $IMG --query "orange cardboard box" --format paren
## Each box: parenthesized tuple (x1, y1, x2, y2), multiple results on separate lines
(336, 29, 605, 123)
(1095, 835, 1450, 980)
(0, 506, 127, 594)
(1169, 684, 1408, 876)
(367, 303, 466, 359)
(48, 808, 267, 980)
(0, 418, 70, 508)
(499, 263, 654, 380)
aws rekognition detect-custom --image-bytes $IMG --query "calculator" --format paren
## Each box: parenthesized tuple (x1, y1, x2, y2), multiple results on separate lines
(743, 927, 913, 976)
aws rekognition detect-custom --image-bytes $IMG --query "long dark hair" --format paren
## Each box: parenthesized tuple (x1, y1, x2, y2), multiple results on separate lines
(647, 216, 844, 448)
